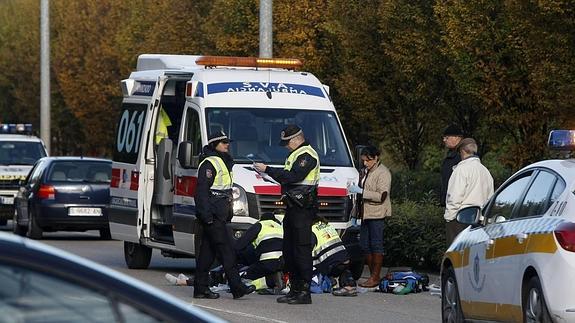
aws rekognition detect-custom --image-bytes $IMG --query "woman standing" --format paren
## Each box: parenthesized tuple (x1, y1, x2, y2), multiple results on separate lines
(348, 146, 392, 288)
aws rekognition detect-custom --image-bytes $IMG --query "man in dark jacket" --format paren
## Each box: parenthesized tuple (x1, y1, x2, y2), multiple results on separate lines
(254, 125, 320, 305)
(193, 131, 255, 300)
(440, 125, 464, 207)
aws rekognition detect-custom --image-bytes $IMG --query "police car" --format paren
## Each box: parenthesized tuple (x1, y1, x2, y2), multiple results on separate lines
(441, 130, 575, 323)
(0, 124, 48, 226)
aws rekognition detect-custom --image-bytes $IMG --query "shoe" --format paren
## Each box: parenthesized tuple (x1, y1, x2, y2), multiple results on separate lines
(166, 273, 190, 286)
(232, 284, 256, 299)
(332, 287, 358, 297)
(287, 283, 312, 305)
(165, 273, 178, 285)
(193, 289, 220, 299)
(277, 282, 298, 303)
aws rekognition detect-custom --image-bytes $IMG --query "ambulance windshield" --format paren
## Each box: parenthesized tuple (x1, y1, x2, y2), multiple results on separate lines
(206, 108, 352, 167)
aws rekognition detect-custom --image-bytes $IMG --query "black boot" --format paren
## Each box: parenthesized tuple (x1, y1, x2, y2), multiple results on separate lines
(232, 284, 256, 299)
(193, 289, 220, 299)
(277, 280, 298, 303)
(287, 282, 312, 305)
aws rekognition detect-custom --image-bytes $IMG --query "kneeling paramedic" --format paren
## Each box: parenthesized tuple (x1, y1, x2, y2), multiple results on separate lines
(193, 132, 255, 299)
(254, 125, 320, 305)
(312, 217, 357, 296)
(234, 212, 284, 290)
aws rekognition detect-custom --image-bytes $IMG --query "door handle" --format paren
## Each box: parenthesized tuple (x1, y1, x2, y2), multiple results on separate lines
(515, 233, 528, 244)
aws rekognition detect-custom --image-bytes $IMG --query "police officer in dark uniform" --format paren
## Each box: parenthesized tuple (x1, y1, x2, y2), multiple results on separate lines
(254, 125, 320, 305)
(193, 131, 255, 299)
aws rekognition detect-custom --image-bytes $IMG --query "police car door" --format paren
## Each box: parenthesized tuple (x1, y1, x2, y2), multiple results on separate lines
(470, 170, 535, 321)
(172, 100, 203, 254)
(110, 80, 158, 242)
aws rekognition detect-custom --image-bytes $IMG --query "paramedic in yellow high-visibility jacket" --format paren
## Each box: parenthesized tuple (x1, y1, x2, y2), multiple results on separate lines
(155, 107, 172, 144)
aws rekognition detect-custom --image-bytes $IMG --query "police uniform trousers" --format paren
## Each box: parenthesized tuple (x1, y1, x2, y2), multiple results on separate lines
(283, 206, 314, 284)
(194, 219, 243, 294)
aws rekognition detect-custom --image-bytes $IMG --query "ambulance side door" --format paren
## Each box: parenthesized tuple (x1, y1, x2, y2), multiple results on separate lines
(173, 102, 204, 254)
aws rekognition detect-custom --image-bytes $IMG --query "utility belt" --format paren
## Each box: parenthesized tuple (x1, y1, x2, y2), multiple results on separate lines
(282, 185, 318, 209)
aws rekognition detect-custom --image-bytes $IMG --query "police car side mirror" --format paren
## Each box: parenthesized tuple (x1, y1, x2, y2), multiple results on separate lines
(177, 141, 199, 169)
(456, 206, 481, 226)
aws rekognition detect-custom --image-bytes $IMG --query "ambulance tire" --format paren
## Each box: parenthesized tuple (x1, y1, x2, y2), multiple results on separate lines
(441, 266, 464, 323)
(523, 276, 552, 323)
(124, 241, 152, 269)
(99, 228, 112, 240)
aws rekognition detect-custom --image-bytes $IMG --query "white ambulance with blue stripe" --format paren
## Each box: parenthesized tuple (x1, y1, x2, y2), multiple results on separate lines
(441, 130, 575, 322)
(109, 55, 358, 269)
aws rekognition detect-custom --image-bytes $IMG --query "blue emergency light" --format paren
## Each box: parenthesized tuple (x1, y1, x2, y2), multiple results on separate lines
(548, 130, 575, 151)
(0, 123, 33, 135)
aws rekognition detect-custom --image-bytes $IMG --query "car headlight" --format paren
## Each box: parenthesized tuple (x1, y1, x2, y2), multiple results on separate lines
(232, 185, 249, 216)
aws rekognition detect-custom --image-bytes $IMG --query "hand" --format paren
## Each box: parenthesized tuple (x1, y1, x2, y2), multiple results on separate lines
(348, 184, 363, 194)
(253, 162, 267, 173)
(351, 217, 360, 227)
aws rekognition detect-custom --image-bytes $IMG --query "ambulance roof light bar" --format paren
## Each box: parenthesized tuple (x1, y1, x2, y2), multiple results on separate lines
(195, 56, 303, 71)
(548, 130, 575, 151)
(0, 123, 33, 135)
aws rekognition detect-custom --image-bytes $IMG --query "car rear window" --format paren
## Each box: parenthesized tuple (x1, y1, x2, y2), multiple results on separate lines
(47, 161, 111, 183)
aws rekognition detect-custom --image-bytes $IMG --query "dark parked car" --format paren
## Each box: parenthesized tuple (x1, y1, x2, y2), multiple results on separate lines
(13, 157, 112, 239)
(0, 231, 223, 322)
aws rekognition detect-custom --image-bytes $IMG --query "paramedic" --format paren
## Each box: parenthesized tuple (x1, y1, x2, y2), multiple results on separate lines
(193, 131, 255, 299)
(155, 107, 172, 144)
(254, 125, 320, 305)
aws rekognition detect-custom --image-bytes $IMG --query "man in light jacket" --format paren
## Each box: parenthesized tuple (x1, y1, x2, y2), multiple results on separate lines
(444, 138, 494, 245)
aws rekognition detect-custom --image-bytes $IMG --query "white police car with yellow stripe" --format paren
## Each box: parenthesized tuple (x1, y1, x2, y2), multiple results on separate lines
(441, 130, 575, 323)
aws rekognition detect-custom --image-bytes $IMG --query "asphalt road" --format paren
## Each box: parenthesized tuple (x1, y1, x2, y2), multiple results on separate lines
(2, 225, 442, 322)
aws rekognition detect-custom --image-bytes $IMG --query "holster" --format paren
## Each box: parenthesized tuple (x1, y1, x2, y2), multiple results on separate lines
(284, 186, 317, 209)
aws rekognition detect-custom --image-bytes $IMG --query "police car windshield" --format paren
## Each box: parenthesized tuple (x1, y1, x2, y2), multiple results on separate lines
(206, 108, 352, 167)
(0, 141, 47, 166)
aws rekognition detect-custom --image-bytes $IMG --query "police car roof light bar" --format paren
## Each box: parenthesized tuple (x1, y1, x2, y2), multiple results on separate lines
(0, 123, 33, 135)
(195, 56, 303, 71)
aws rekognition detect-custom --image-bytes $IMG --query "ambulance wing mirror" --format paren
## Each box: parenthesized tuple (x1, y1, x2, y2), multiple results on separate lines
(177, 141, 199, 169)
(354, 145, 366, 170)
(456, 206, 481, 226)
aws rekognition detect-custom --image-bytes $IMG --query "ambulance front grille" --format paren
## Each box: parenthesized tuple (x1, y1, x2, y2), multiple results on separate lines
(255, 194, 350, 222)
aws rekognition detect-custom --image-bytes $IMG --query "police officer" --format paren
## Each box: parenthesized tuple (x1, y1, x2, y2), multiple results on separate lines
(311, 217, 357, 297)
(254, 125, 319, 305)
(193, 131, 255, 299)
(235, 212, 284, 290)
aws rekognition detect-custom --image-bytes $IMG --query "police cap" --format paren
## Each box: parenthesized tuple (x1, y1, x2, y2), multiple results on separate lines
(279, 124, 303, 146)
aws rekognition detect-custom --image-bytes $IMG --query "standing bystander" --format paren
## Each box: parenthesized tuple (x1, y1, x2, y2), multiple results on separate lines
(444, 138, 494, 245)
(440, 125, 464, 207)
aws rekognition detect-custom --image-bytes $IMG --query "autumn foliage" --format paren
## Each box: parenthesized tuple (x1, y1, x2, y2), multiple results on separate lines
(0, 0, 573, 170)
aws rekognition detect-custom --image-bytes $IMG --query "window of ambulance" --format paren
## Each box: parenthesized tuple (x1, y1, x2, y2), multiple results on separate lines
(205, 108, 352, 167)
(0, 141, 47, 165)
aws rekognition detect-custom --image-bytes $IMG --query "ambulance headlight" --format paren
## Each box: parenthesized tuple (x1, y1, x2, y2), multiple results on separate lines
(232, 185, 249, 216)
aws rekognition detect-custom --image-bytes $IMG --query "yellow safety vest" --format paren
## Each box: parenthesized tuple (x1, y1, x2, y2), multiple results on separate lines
(155, 108, 172, 144)
(312, 222, 346, 266)
(198, 156, 233, 190)
(284, 145, 320, 186)
(252, 219, 283, 261)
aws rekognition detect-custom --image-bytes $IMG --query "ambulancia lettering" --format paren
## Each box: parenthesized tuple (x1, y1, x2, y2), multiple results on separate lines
(207, 82, 325, 98)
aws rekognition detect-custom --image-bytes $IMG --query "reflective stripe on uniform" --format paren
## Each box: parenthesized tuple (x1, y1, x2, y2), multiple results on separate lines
(284, 145, 320, 186)
(198, 156, 233, 190)
(260, 251, 283, 261)
(253, 220, 283, 247)
(313, 245, 346, 266)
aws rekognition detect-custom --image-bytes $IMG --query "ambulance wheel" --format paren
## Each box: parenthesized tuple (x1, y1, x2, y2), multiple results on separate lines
(523, 276, 552, 323)
(442, 266, 464, 323)
(99, 228, 112, 240)
(124, 241, 152, 269)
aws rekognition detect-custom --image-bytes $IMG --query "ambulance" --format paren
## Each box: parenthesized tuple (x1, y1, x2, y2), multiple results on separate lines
(109, 55, 358, 269)
(0, 124, 48, 226)
(441, 130, 575, 322)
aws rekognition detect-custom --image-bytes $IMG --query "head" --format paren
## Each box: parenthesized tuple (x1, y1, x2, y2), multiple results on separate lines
(457, 138, 478, 159)
(360, 145, 380, 170)
(279, 125, 305, 151)
(207, 131, 231, 153)
(442, 124, 464, 149)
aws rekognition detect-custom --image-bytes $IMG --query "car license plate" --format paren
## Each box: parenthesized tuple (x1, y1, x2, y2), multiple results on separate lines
(68, 207, 102, 216)
(0, 196, 14, 205)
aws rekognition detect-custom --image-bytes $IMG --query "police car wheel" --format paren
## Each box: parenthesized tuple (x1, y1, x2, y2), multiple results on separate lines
(124, 241, 152, 269)
(441, 267, 464, 323)
(12, 209, 25, 236)
(523, 276, 552, 323)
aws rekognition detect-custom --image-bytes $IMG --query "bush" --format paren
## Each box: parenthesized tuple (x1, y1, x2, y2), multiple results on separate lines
(391, 170, 441, 204)
(383, 200, 445, 270)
